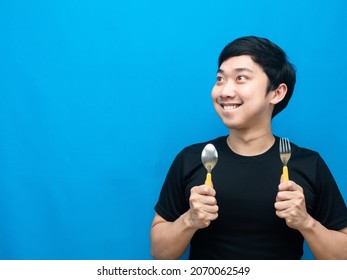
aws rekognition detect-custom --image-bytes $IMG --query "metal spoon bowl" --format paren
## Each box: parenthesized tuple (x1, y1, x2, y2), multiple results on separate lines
(201, 143, 218, 186)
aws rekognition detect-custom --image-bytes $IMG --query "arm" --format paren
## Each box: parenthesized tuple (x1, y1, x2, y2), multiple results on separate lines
(150, 185, 218, 259)
(301, 221, 347, 259)
(150, 212, 196, 260)
(275, 180, 347, 259)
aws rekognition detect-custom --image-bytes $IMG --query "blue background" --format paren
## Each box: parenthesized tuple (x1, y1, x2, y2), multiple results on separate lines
(1, 0, 346, 259)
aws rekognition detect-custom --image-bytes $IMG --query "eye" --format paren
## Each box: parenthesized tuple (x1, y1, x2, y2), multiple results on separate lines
(216, 75, 224, 83)
(236, 75, 247, 82)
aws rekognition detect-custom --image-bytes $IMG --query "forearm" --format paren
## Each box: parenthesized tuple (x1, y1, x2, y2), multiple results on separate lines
(150, 211, 198, 260)
(300, 217, 347, 259)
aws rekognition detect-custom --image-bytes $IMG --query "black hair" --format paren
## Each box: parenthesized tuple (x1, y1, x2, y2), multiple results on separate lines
(218, 36, 296, 117)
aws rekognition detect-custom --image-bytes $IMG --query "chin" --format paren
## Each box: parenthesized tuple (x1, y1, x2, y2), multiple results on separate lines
(222, 119, 239, 130)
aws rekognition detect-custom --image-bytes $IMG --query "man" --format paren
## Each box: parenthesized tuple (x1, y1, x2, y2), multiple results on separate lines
(150, 36, 347, 259)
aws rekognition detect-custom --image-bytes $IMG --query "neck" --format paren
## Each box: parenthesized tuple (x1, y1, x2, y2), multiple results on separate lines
(227, 128, 275, 156)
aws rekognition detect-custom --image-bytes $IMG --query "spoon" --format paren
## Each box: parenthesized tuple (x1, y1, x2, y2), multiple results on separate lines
(201, 143, 218, 187)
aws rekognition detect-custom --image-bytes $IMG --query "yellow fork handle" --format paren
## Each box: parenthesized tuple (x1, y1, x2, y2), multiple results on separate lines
(205, 172, 212, 187)
(282, 166, 289, 182)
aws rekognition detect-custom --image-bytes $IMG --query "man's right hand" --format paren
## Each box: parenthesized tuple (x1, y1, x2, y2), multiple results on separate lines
(188, 185, 219, 229)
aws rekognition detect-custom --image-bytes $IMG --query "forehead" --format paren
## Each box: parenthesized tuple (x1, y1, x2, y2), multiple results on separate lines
(219, 55, 264, 74)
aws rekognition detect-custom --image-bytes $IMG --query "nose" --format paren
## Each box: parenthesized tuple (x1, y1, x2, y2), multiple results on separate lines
(220, 81, 236, 98)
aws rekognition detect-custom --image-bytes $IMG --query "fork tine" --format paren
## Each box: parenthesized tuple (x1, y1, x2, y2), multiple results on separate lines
(280, 138, 290, 153)
(284, 137, 291, 153)
(287, 138, 291, 153)
(279, 137, 291, 153)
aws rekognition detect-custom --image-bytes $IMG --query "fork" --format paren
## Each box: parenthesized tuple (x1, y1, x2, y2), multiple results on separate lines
(279, 137, 291, 182)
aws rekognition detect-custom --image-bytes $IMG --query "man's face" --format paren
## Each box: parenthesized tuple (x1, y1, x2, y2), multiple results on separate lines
(211, 55, 275, 131)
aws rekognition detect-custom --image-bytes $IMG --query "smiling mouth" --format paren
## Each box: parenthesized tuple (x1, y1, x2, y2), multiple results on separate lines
(222, 104, 241, 111)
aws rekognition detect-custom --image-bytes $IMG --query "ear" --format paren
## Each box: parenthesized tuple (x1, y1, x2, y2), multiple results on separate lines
(270, 83, 287, 105)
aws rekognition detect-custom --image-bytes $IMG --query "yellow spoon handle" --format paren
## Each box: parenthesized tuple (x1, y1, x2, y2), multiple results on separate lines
(282, 166, 289, 182)
(205, 172, 212, 187)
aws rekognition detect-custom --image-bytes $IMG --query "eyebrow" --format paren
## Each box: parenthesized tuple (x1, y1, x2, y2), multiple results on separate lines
(217, 67, 254, 74)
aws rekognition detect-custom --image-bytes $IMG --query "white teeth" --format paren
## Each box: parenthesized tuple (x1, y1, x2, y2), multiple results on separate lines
(223, 105, 239, 111)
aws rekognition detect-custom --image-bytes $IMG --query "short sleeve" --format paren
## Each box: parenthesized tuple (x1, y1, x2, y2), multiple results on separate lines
(154, 149, 190, 221)
(313, 155, 347, 230)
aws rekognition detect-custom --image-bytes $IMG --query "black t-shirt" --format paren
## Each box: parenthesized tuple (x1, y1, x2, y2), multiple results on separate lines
(154, 136, 347, 259)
